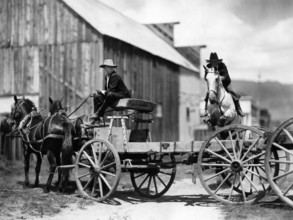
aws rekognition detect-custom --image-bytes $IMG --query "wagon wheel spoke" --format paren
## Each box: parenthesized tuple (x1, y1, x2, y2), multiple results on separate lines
(228, 172, 237, 200)
(78, 162, 91, 168)
(91, 175, 97, 197)
(153, 176, 158, 194)
(244, 168, 266, 191)
(240, 137, 261, 161)
(205, 148, 232, 163)
(78, 171, 91, 179)
(156, 174, 167, 187)
(101, 161, 116, 170)
(283, 128, 293, 142)
(233, 166, 252, 194)
(138, 174, 150, 190)
(272, 142, 293, 157)
(281, 182, 293, 197)
(98, 176, 103, 198)
(98, 142, 103, 165)
(158, 171, 172, 176)
(204, 168, 230, 182)
(273, 169, 293, 181)
(83, 151, 96, 167)
(242, 170, 259, 193)
(82, 174, 95, 191)
(243, 152, 265, 164)
(238, 173, 246, 202)
(146, 175, 152, 195)
(91, 144, 98, 165)
(101, 170, 116, 177)
(237, 130, 246, 159)
(100, 173, 112, 190)
(100, 150, 110, 167)
(228, 131, 237, 159)
(134, 172, 147, 179)
(214, 172, 233, 194)
(215, 137, 234, 161)
(201, 163, 230, 167)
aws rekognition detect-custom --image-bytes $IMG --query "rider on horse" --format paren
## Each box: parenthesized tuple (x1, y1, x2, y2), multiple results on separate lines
(203, 52, 245, 117)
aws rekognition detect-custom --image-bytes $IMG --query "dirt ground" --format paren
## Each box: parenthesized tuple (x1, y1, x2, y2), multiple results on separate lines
(1, 156, 293, 220)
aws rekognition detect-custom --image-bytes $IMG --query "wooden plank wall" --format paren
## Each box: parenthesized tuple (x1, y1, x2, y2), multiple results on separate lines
(0, 0, 104, 116)
(104, 37, 179, 141)
(0, 0, 180, 141)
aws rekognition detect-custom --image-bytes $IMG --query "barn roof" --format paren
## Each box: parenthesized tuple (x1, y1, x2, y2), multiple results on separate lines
(62, 0, 199, 72)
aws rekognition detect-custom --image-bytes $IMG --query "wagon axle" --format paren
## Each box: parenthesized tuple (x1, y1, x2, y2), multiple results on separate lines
(230, 160, 243, 172)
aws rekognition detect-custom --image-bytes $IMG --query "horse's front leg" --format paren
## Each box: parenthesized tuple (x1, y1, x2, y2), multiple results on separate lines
(34, 152, 42, 188)
(45, 151, 56, 193)
(220, 109, 237, 126)
(23, 149, 30, 187)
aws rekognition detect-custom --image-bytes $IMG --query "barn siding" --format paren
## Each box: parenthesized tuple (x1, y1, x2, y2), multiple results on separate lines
(0, 0, 104, 116)
(0, 0, 181, 141)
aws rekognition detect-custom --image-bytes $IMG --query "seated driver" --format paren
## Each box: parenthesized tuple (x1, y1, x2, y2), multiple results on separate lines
(90, 59, 131, 122)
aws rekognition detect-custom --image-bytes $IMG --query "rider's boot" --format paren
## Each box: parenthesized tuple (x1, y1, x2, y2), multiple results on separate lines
(234, 100, 245, 117)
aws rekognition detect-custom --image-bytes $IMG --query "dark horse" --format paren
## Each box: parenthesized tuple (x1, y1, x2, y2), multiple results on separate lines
(11, 95, 74, 192)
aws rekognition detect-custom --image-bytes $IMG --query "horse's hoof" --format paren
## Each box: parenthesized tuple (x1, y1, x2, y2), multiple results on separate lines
(44, 187, 50, 193)
(33, 183, 39, 188)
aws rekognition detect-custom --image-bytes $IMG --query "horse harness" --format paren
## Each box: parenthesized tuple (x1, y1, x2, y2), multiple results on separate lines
(19, 112, 65, 157)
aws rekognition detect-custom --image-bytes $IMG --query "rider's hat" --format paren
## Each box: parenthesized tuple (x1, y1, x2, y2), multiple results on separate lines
(206, 52, 223, 64)
(99, 59, 117, 68)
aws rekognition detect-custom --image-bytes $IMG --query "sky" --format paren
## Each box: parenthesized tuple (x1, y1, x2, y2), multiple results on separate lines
(99, 0, 293, 84)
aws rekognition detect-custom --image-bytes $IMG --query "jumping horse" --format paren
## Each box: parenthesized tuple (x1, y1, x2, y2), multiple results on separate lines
(203, 66, 241, 127)
(10, 95, 74, 192)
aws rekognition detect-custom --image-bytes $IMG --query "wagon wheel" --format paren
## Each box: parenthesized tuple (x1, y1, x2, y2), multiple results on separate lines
(265, 118, 293, 207)
(75, 139, 121, 202)
(130, 153, 176, 198)
(221, 126, 277, 195)
(197, 124, 271, 204)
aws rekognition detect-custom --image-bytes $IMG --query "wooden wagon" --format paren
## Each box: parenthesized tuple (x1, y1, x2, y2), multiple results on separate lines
(56, 98, 293, 206)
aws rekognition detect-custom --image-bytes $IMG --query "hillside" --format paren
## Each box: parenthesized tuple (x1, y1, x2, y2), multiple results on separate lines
(199, 79, 293, 122)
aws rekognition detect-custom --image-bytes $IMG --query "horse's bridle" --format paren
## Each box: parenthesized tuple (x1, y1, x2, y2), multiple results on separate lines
(12, 99, 33, 122)
(207, 70, 225, 114)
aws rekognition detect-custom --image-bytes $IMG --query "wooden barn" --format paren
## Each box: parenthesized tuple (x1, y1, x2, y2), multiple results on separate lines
(0, 0, 198, 143)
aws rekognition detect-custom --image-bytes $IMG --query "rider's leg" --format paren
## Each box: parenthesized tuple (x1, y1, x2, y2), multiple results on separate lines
(227, 84, 245, 117)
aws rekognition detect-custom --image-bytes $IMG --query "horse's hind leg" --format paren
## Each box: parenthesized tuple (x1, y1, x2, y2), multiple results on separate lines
(24, 151, 30, 187)
(33, 153, 42, 187)
(44, 151, 56, 193)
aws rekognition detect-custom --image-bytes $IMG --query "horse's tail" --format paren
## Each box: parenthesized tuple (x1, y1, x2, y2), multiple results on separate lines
(61, 118, 73, 166)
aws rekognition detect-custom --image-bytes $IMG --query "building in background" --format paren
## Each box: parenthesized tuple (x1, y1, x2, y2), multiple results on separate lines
(0, 0, 199, 141)
(147, 22, 203, 141)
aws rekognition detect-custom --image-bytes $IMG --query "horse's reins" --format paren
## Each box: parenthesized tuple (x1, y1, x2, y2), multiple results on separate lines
(67, 93, 95, 117)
